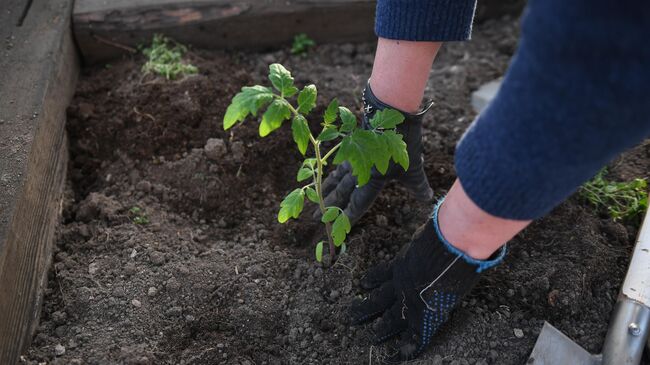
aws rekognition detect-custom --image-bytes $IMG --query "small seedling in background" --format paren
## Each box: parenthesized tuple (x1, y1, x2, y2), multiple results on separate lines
(291, 33, 316, 55)
(142, 34, 198, 80)
(580, 168, 648, 222)
(224, 64, 410, 264)
(129, 206, 150, 225)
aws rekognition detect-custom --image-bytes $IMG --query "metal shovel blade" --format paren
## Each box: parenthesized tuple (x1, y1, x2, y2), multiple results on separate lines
(527, 322, 602, 365)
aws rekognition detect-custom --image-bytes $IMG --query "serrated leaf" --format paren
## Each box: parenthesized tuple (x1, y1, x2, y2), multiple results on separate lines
(332, 212, 351, 246)
(297, 168, 313, 182)
(306, 187, 319, 203)
(260, 99, 291, 137)
(278, 188, 305, 223)
(291, 115, 311, 155)
(333, 130, 382, 186)
(372, 135, 391, 175)
(297, 84, 317, 115)
(369, 109, 405, 129)
(338, 107, 357, 133)
(223, 86, 274, 130)
(315, 241, 324, 262)
(380, 130, 410, 171)
(321, 207, 340, 223)
(324, 99, 339, 124)
(317, 126, 339, 142)
(269, 64, 298, 97)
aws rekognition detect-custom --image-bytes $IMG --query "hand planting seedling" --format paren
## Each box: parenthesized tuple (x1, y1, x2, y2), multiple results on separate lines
(580, 168, 648, 222)
(142, 34, 198, 80)
(223, 64, 409, 264)
(291, 33, 316, 55)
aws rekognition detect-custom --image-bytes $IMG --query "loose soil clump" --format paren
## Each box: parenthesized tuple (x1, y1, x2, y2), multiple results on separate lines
(24, 17, 649, 365)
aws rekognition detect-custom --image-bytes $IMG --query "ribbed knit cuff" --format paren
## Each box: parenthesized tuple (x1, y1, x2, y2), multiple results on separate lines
(375, 0, 476, 41)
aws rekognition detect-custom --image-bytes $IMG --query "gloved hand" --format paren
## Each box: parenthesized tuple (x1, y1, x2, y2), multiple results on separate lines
(315, 83, 434, 225)
(349, 199, 506, 362)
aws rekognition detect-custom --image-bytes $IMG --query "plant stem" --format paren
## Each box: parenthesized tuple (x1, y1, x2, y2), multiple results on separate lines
(285, 97, 338, 264)
(312, 136, 336, 265)
(321, 142, 342, 162)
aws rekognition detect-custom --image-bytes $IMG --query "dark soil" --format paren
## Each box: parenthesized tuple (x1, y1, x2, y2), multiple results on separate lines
(23, 16, 650, 365)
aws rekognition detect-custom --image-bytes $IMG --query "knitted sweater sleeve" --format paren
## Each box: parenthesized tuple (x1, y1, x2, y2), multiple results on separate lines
(375, 0, 477, 41)
(454, 0, 650, 220)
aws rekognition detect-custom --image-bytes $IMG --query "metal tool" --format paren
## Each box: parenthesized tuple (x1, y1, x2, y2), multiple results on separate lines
(528, 196, 650, 365)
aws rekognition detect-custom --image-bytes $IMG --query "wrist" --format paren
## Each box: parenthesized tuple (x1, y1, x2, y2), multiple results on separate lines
(437, 179, 529, 260)
(433, 197, 506, 273)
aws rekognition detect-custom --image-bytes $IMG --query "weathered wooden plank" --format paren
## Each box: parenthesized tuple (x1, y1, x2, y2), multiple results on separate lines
(73, 0, 377, 64)
(73, 0, 525, 65)
(0, 0, 79, 363)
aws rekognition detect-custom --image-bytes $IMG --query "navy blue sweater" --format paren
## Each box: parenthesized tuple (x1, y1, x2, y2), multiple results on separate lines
(376, 0, 650, 220)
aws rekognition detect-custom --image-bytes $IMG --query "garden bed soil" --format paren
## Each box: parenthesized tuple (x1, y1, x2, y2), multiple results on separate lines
(23, 16, 650, 365)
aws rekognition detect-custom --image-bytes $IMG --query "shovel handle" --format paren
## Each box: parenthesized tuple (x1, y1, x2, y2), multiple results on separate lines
(621, 194, 650, 307)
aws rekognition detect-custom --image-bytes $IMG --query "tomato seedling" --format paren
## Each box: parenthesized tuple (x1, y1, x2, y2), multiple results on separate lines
(224, 64, 409, 264)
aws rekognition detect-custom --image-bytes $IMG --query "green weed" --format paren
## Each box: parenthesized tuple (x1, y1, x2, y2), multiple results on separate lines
(291, 33, 316, 55)
(580, 168, 648, 222)
(142, 34, 198, 80)
(129, 206, 150, 225)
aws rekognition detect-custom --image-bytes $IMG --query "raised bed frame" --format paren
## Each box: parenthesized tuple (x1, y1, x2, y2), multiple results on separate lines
(0, 0, 523, 363)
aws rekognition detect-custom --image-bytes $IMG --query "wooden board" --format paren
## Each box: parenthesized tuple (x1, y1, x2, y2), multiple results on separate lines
(0, 0, 79, 363)
(73, 0, 525, 65)
(73, 0, 377, 64)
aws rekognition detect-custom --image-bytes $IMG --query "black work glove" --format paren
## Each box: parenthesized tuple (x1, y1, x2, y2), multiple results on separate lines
(349, 199, 506, 363)
(315, 83, 434, 225)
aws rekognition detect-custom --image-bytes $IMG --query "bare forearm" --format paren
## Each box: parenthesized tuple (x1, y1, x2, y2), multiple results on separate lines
(369, 38, 441, 113)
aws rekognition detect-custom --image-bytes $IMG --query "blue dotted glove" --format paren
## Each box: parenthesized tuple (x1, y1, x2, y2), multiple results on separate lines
(350, 199, 506, 362)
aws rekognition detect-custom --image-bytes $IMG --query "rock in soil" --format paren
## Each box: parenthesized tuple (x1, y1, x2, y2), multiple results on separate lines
(54, 344, 65, 356)
(204, 138, 227, 161)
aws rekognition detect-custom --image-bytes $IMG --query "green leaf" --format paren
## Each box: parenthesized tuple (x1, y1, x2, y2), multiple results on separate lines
(291, 115, 311, 155)
(315, 241, 324, 262)
(297, 84, 317, 115)
(306, 187, 319, 203)
(338, 107, 357, 133)
(302, 158, 317, 169)
(372, 136, 391, 175)
(278, 189, 305, 223)
(369, 109, 405, 129)
(324, 99, 339, 124)
(321, 207, 340, 223)
(333, 130, 382, 186)
(380, 130, 410, 171)
(269, 64, 298, 97)
(223, 86, 274, 130)
(340, 242, 347, 255)
(297, 168, 313, 182)
(259, 99, 291, 137)
(317, 126, 339, 142)
(332, 212, 351, 246)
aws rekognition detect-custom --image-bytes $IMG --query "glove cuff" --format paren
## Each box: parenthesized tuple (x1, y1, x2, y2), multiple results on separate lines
(362, 81, 434, 122)
(431, 197, 507, 273)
